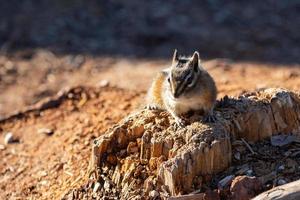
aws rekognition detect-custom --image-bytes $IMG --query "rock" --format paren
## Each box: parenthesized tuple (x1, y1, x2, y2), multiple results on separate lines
(37, 128, 54, 136)
(93, 182, 101, 193)
(230, 176, 262, 200)
(149, 190, 159, 199)
(234, 152, 241, 160)
(246, 169, 253, 176)
(38, 180, 48, 186)
(38, 170, 48, 178)
(218, 175, 234, 189)
(4, 132, 17, 144)
(277, 165, 285, 172)
(284, 151, 292, 157)
(270, 135, 295, 147)
(97, 80, 110, 88)
(277, 179, 287, 186)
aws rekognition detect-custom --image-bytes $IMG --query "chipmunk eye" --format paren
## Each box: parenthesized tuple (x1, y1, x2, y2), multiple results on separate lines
(167, 77, 171, 83)
(187, 76, 193, 83)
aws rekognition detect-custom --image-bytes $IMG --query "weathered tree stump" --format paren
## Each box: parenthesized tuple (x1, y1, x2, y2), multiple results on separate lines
(91, 88, 300, 198)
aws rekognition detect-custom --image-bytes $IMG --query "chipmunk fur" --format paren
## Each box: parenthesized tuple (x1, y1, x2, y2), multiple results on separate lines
(146, 50, 217, 126)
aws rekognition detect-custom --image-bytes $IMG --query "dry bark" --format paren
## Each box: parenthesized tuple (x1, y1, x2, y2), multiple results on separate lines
(91, 88, 300, 198)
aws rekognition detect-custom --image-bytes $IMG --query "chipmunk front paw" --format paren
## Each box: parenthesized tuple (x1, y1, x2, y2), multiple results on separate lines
(174, 117, 186, 128)
(203, 113, 217, 123)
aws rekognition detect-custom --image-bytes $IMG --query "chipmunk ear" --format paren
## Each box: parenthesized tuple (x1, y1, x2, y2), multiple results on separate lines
(172, 49, 179, 63)
(191, 51, 200, 72)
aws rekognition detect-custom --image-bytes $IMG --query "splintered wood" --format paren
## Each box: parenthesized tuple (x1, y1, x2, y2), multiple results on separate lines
(91, 88, 300, 198)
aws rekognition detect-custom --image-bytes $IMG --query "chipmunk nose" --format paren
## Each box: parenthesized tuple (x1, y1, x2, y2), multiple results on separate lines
(173, 90, 179, 98)
(171, 81, 180, 98)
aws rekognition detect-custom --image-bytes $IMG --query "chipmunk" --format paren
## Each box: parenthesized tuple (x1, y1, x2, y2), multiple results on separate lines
(146, 50, 217, 126)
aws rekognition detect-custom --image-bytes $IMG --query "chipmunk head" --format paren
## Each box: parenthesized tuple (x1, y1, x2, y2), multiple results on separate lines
(167, 50, 201, 98)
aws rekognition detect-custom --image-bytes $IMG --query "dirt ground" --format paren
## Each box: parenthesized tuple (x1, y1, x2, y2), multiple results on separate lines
(0, 86, 143, 200)
(0, 52, 299, 199)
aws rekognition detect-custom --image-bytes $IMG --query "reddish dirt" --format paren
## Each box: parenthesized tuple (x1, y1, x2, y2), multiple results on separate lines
(0, 86, 142, 199)
(0, 52, 300, 199)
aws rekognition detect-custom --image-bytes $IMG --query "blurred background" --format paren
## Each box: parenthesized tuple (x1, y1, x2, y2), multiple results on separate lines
(0, 0, 299, 118)
(1, 0, 299, 61)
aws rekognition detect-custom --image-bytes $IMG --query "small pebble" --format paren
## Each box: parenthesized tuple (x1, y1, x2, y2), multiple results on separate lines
(218, 175, 235, 189)
(38, 171, 48, 177)
(38, 128, 54, 136)
(284, 151, 291, 157)
(234, 152, 241, 160)
(93, 182, 101, 193)
(149, 190, 159, 198)
(97, 80, 109, 87)
(246, 169, 254, 176)
(4, 132, 16, 144)
(277, 179, 287, 185)
(39, 180, 48, 186)
(104, 180, 110, 191)
(278, 165, 285, 171)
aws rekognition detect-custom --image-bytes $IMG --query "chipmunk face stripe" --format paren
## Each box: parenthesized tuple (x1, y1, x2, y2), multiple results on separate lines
(168, 50, 203, 98)
(173, 70, 196, 98)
